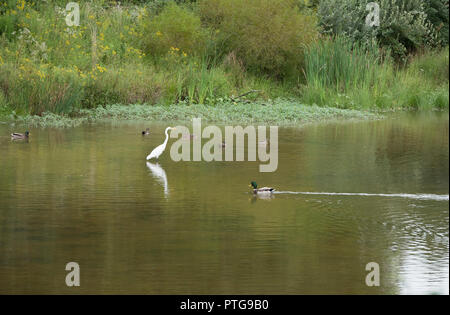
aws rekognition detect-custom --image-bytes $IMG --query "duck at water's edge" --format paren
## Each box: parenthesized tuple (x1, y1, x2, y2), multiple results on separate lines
(249, 181, 275, 194)
(11, 131, 29, 140)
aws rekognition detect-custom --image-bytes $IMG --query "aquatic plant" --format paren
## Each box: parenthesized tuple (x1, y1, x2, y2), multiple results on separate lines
(12, 100, 382, 128)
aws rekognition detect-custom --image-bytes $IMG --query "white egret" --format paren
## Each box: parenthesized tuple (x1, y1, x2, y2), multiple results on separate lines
(146, 127, 175, 160)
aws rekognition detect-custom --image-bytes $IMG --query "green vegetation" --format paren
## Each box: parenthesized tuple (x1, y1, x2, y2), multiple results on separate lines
(317, 0, 448, 61)
(0, 0, 448, 121)
(199, 0, 317, 78)
(303, 37, 449, 109)
(9, 99, 381, 128)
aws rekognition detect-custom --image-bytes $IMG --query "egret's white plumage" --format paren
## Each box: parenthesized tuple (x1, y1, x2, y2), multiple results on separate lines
(146, 162, 168, 196)
(146, 127, 174, 160)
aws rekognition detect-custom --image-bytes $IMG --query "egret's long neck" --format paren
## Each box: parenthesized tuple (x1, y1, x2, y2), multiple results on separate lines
(163, 128, 170, 146)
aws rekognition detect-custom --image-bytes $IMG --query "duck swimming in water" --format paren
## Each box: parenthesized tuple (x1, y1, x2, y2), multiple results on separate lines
(249, 181, 275, 194)
(11, 131, 29, 140)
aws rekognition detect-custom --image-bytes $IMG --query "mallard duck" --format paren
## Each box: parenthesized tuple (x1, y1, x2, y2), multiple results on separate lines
(142, 128, 150, 135)
(249, 181, 275, 194)
(11, 131, 29, 140)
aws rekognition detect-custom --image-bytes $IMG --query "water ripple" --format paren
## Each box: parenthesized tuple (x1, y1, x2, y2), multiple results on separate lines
(274, 191, 449, 201)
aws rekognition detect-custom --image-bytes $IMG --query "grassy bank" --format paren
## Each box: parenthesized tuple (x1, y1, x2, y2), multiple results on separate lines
(0, 0, 448, 117)
(4, 99, 381, 128)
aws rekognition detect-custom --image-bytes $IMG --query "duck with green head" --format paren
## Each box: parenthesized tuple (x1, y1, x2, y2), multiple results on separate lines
(249, 181, 275, 194)
(11, 131, 29, 140)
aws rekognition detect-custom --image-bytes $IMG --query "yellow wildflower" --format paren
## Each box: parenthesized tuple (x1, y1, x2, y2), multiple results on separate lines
(16, 0, 25, 10)
(36, 70, 46, 79)
(96, 64, 106, 73)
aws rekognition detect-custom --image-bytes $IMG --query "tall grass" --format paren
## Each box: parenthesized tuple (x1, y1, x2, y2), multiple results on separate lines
(302, 37, 448, 110)
(304, 37, 393, 92)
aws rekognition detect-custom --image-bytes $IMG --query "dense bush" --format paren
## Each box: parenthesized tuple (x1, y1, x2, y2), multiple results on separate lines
(317, 0, 442, 61)
(424, 0, 450, 47)
(199, 0, 318, 79)
(145, 2, 207, 57)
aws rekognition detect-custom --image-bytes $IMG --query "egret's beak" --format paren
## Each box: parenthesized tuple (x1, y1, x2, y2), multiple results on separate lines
(248, 185, 252, 188)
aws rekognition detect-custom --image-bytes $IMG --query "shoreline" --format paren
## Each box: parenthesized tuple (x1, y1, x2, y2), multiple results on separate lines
(1, 100, 383, 128)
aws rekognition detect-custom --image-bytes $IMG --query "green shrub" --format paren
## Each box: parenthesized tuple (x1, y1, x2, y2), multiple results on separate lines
(424, 0, 449, 47)
(317, 0, 441, 61)
(199, 0, 318, 79)
(145, 2, 207, 58)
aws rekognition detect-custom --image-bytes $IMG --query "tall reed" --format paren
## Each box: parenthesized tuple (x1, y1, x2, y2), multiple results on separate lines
(302, 36, 396, 108)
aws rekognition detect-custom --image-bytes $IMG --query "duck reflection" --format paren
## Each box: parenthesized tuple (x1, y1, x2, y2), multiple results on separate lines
(250, 194, 275, 203)
(146, 162, 168, 196)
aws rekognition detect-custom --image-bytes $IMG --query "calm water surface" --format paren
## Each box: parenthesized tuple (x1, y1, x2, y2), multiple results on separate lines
(0, 113, 448, 294)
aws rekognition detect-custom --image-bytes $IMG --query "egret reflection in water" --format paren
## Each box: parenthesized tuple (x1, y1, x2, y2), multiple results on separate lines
(146, 162, 169, 196)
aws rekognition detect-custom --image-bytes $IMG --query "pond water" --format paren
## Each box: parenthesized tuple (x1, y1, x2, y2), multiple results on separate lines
(0, 113, 448, 294)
